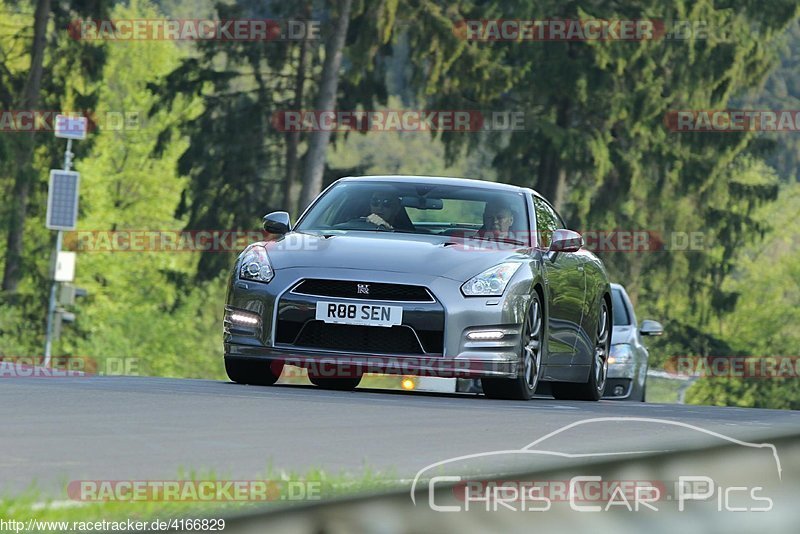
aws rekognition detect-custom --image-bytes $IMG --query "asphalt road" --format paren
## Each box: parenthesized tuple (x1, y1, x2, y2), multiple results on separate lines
(2, 375, 799, 496)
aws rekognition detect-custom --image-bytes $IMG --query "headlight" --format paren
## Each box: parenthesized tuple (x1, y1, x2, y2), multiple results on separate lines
(239, 244, 274, 283)
(461, 262, 521, 297)
(608, 344, 633, 365)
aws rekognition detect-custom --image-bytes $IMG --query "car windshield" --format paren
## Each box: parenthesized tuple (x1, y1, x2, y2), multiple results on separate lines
(296, 181, 530, 245)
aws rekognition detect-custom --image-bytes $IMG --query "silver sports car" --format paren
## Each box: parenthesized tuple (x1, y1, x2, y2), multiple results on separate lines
(603, 283, 664, 401)
(223, 176, 613, 401)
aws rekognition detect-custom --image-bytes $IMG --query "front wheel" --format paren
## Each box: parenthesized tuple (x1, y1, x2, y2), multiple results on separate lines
(551, 298, 610, 401)
(482, 293, 544, 401)
(308, 368, 363, 391)
(225, 358, 283, 386)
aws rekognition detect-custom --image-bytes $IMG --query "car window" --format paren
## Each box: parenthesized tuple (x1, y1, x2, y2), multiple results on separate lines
(532, 196, 563, 248)
(297, 181, 529, 244)
(405, 199, 484, 225)
(611, 288, 632, 325)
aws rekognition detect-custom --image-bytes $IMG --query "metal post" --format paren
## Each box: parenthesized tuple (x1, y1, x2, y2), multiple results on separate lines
(43, 229, 63, 367)
(43, 137, 73, 367)
(64, 138, 73, 171)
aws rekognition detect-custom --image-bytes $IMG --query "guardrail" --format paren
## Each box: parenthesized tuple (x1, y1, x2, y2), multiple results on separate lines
(216, 431, 800, 534)
(646, 369, 697, 403)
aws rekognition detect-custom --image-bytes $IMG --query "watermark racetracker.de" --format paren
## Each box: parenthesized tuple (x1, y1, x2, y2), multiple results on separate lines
(665, 356, 800, 379)
(67, 19, 320, 41)
(0, 110, 141, 133)
(271, 110, 527, 132)
(0, 356, 140, 377)
(61, 229, 713, 253)
(453, 19, 719, 42)
(67, 479, 322, 502)
(665, 110, 800, 132)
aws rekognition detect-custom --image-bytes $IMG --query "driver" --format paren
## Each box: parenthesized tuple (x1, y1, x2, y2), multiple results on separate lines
(366, 192, 414, 231)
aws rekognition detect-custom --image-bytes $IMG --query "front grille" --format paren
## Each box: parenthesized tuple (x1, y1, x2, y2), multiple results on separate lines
(292, 279, 434, 302)
(292, 321, 425, 354)
(416, 330, 444, 354)
(275, 319, 304, 345)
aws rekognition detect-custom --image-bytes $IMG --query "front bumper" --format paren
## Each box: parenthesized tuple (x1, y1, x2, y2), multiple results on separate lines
(223, 266, 532, 379)
(607, 361, 636, 380)
(224, 347, 517, 378)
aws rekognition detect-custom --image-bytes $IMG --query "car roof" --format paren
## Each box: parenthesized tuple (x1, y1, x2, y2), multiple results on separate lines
(338, 175, 542, 197)
(610, 283, 626, 292)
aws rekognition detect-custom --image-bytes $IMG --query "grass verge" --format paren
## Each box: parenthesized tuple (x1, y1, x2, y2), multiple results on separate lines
(0, 467, 407, 528)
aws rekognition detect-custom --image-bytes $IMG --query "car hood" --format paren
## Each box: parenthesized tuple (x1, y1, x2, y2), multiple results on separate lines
(261, 231, 530, 282)
(611, 325, 637, 345)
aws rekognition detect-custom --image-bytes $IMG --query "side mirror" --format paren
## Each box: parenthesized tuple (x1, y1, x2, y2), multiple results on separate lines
(262, 211, 291, 234)
(549, 229, 583, 253)
(640, 319, 664, 336)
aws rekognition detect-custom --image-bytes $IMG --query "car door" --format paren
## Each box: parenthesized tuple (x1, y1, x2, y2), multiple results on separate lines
(532, 196, 587, 369)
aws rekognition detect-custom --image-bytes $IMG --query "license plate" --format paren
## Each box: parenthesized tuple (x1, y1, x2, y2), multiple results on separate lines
(315, 301, 403, 327)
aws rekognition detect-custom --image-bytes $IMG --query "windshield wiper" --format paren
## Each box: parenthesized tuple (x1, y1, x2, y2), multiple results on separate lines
(477, 236, 527, 246)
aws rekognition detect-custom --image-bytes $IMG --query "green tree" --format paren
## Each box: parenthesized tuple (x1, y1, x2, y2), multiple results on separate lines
(151, 0, 315, 281)
(58, 0, 224, 378)
(411, 0, 798, 357)
(740, 19, 800, 183)
(1, 0, 109, 293)
(0, 0, 108, 356)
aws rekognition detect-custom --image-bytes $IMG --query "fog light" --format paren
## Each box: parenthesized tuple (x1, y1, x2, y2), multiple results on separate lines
(613, 385, 625, 396)
(228, 310, 261, 326)
(466, 330, 505, 341)
(401, 377, 416, 390)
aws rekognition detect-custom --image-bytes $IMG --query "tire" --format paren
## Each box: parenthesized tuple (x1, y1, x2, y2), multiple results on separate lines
(308, 369, 363, 391)
(551, 297, 610, 401)
(482, 292, 544, 401)
(225, 358, 283, 386)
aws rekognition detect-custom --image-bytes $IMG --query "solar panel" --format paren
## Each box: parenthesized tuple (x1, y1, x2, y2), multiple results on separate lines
(46, 170, 80, 230)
